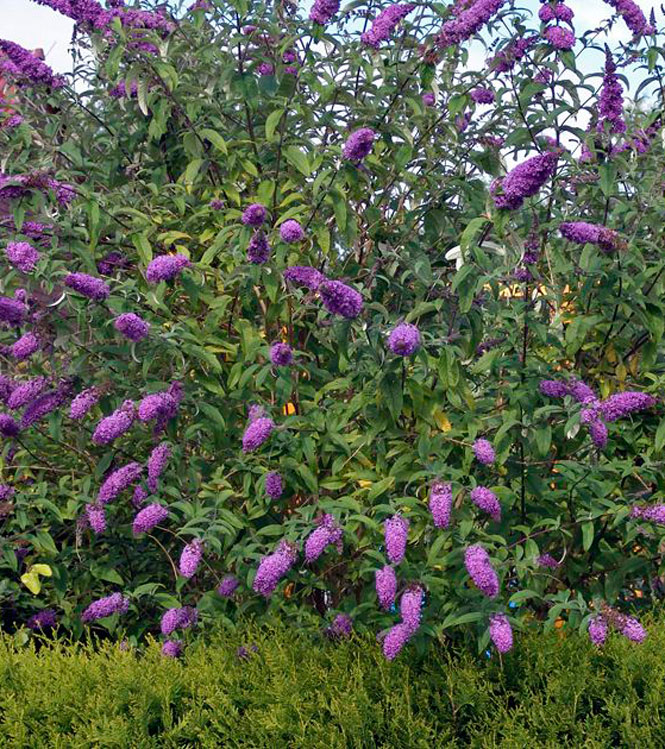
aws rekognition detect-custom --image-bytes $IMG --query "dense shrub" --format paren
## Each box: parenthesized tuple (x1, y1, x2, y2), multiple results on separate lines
(0, 0, 665, 659)
(2, 617, 665, 746)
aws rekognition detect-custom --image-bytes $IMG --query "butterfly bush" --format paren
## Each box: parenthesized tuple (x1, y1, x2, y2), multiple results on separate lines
(0, 0, 662, 663)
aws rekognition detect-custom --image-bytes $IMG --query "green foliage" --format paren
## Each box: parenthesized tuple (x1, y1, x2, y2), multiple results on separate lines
(2, 618, 665, 747)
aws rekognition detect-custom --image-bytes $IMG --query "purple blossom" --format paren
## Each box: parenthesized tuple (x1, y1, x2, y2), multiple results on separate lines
(491, 151, 558, 210)
(160, 606, 198, 636)
(588, 419, 608, 449)
(342, 128, 376, 161)
(620, 616, 646, 643)
(147, 442, 172, 492)
(470, 87, 495, 104)
(179, 539, 203, 578)
(631, 504, 665, 525)
(309, 0, 340, 24)
(464, 544, 499, 598)
(0, 40, 64, 88)
(601, 0, 654, 36)
(0, 485, 14, 501)
(114, 313, 150, 342)
(0, 375, 15, 404)
(553, 3, 574, 21)
(145, 254, 191, 283)
(489, 613, 513, 653)
(27, 609, 57, 630)
(247, 232, 271, 264)
(489, 35, 538, 73)
(437, 0, 504, 48)
(305, 514, 343, 563)
(257, 62, 274, 76)
(137, 382, 183, 433)
(86, 504, 106, 534)
(279, 219, 304, 243)
(241, 203, 267, 227)
(133, 503, 168, 535)
(589, 615, 608, 646)
(538, 553, 560, 569)
(81, 593, 129, 623)
(7, 377, 48, 410)
(209, 198, 224, 210)
(283, 265, 325, 290)
(375, 565, 397, 610)
(543, 25, 575, 50)
(133, 485, 149, 508)
(252, 539, 297, 596)
(569, 379, 597, 405)
(69, 387, 100, 420)
(400, 586, 423, 635)
(5, 241, 39, 273)
(429, 482, 453, 529)
(11, 332, 39, 361)
(472, 438, 495, 465)
(598, 52, 626, 133)
(265, 471, 284, 500)
(20, 382, 71, 428)
(242, 416, 275, 453)
(559, 221, 619, 253)
(599, 391, 655, 422)
(0, 413, 19, 438)
(387, 322, 420, 356)
(382, 622, 412, 660)
(162, 640, 183, 658)
(92, 400, 136, 445)
(539, 4, 556, 21)
(97, 462, 143, 505)
(384, 515, 409, 564)
(422, 93, 435, 107)
(361, 4, 416, 47)
(270, 342, 293, 366)
(64, 273, 110, 302)
(218, 575, 239, 597)
(470, 486, 501, 521)
(0, 295, 28, 325)
(328, 613, 353, 639)
(319, 280, 363, 319)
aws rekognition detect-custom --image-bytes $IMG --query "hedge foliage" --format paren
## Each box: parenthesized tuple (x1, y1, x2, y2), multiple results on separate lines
(1, 617, 665, 747)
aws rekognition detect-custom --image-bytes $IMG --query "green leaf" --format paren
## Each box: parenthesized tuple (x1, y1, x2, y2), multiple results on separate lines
(582, 521, 594, 552)
(199, 128, 228, 155)
(284, 146, 311, 176)
(265, 109, 285, 142)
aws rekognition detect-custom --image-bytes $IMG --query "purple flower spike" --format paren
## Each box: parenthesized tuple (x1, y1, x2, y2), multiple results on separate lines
(279, 219, 305, 243)
(241, 203, 267, 227)
(247, 232, 271, 264)
(304, 514, 343, 563)
(543, 25, 575, 50)
(491, 151, 558, 210)
(384, 515, 409, 564)
(429, 482, 453, 529)
(97, 462, 143, 505)
(361, 4, 415, 48)
(0, 413, 19, 438)
(489, 613, 513, 653)
(160, 606, 197, 636)
(464, 544, 499, 598)
(400, 586, 424, 635)
(470, 486, 501, 522)
(114, 313, 150, 342)
(179, 539, 203, 579)
(270, 342, 293, 366)
(589, 616, 608, 646)
(145, 254, 190, 283)
(375, 565, 397, 610)
(147, 442, 172, 492)
(64, 272, 110, 302)
(310, 0, 340, 24)
(472, 438, 495, 465)
(81, 593, 129, 623)
(242, 417, 275, 453)
(162, 640, 183, 658)
(5, 241, 40, 273)
(86, 504, 106, 534)
(387, 322, 420, 356)
(283, 265, 325, 290)
(265, 471, 284, 500)
(92, 400, 136, 445)
(253, 540, 297, 597)
(319, 280, 363, 319)
(69, 387, 100, 420)
(342, 128, 376, 161)
(599, 391, 655, 422)
(218, 575, 239, 597)
(132, 503, 168, 535)
(11, 332, 39, 361)
(382, 622, 412, 661)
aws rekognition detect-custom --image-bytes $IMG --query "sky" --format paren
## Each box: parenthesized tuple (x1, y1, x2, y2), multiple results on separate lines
(3, 0, 661, 85)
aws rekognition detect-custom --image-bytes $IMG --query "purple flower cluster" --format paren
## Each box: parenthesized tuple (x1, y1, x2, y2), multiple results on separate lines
(64, 272, 110, 302)
(160, 606, 198, 636)
(326, 613, 353, 639)
(247, 232, 271, 264)
(491, 151, 558, 210)
(270, 342, 293, 366)
(0, 39, 64, 88)
(387, 322, 420, 356)
(489, 613, 513, 653)
(0, 295, 28, 326)
(382, 585, 424, 660)
(253, 540, 297, 596)
(376, 565, 397, 610)
(559, 221, 619, 253)
(538, 553, 560, 569)
(588, 616, 608, 646)
(600, 391, 656, 422)
(437, 0, 504, 48)
(429, 482, 453, 529)
(472, 438, 495, 465)
(470, 486, 501, 521)
(598, 51, 626, 134)
(114, 313, 150, 342)
(97, 462, 143, 504)
(0, 413, 19, 438)
(382, 622, 412, 660)
(543, 25, 575, 50)
(630, 504, 665, 525)
(5, 241, 39, 273)
(241, 203, 267, 227)
(422, 93, 435, 107)
(464, 544, 499, 597)
(179, 539, 203, 578)
(470, 87, 495, 104)
(342, 128, 376, 162)
(86, 504, 106, 534)
(265, 471, 284, 500)
(309, 0, 340, 24)
(242, 416, 275, 452)
(81, 592, 129, 623)
(361, 4, 416, 48)
(133, 503, 168, 535)
(384, 515, 409, 564)
(69, 387, 100, 420)
(283, 265, 324, 290)
(138, 382, 183, 433)
(92, 400, 135, 444)
(218, 575, 239, 597)
(147, 442, 172, 492)
(279, 219, 305, 243)
(305, 514, 343, 563)
(27, 609, 57, 630)
(7, 377, 47, 410)
(162, 640, 183, 658)
(11, 332, 39, 361)
(20, 381, 72, 429)
(601, 0, 654, 36)
(145, 254, 191, 283)
(319, 280, 364, 319)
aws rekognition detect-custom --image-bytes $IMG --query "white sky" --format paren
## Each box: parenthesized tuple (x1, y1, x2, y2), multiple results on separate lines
(2, 0, 660, 78)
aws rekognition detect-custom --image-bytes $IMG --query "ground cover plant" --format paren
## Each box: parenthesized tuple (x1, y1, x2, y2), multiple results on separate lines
(0, 0, 665, 662)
